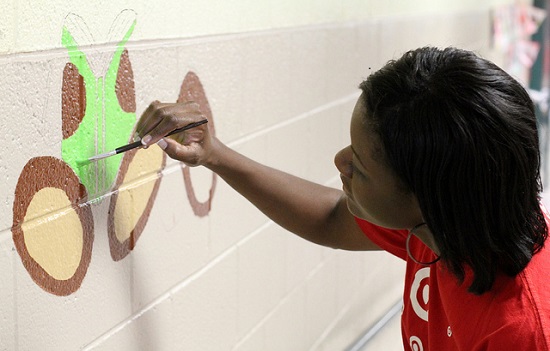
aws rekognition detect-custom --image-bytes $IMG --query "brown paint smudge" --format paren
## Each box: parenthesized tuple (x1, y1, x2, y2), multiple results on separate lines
(115, 49, 136, 113)
(178, 72, 217, 217)
(107, 147, 166, 261)
(62, 63, 86, 139)
(12, 156, 94, 296)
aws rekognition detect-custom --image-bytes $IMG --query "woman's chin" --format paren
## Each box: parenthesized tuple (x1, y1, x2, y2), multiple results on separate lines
(346, 199, 367, 220)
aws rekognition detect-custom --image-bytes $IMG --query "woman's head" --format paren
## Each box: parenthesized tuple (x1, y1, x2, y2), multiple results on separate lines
(357, 47, 547, 294)
(335, 96, 425, 230)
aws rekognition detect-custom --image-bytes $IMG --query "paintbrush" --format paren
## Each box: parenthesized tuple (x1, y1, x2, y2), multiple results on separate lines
(87, 119, 208, 162)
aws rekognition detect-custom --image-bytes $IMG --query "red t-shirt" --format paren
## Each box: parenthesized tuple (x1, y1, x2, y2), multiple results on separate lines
(355, 214, 550, 351)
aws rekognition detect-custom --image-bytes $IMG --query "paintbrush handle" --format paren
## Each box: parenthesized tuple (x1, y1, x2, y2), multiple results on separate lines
(165, 119, 208, 137)
(115, 140, 143, 154)
(115, 119, 209, 155)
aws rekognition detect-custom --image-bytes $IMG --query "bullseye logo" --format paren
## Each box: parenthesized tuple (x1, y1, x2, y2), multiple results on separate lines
(409, 335, 424, 351)
(410, 267, 430, 322)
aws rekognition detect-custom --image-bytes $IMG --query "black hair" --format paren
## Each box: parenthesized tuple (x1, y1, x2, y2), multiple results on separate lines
(359, 47, 548, 294)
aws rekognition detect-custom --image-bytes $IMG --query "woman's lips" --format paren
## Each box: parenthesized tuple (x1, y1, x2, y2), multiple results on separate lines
(340, 174, 351, 195)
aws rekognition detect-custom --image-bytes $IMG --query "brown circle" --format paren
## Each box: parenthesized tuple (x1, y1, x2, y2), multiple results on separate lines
(178, 71, 217, 217)
(12, 156, 94, 296)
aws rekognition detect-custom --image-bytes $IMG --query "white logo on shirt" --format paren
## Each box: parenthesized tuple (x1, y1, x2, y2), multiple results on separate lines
(410, 267, 430, 322)
(410, 336, 424, 351)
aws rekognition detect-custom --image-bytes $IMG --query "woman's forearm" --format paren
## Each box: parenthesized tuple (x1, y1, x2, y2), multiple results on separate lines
(205, 139, 377, 250)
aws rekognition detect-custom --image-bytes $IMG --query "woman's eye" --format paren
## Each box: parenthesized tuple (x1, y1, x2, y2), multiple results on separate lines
(354, 167, 362, 177)
(352, 163, 367, 179)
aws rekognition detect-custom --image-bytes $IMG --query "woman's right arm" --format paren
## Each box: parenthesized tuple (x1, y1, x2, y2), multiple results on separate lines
(137, 101, 380, 251)
(206, 139, 380, 250)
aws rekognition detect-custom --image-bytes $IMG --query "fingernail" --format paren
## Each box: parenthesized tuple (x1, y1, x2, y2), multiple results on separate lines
(133, 132, 141, 142)
(141, 135, 152, 146)
(157, 138, 168, 150)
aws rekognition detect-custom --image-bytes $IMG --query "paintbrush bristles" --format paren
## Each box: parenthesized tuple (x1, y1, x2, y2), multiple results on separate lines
(88, 150, 116, 162)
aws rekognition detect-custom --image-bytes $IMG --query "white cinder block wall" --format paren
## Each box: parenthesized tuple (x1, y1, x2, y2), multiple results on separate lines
(0, 1, 514, 350)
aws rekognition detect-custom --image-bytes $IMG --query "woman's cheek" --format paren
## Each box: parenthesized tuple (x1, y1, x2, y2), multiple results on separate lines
(349, 180, 383, 223)
(347, 183, 368, 218)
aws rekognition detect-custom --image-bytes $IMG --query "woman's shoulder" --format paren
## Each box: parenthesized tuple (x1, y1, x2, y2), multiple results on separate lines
(520, 235, 550, 324)
(472, 239, 550, 349)
(490, 243, 550, 350)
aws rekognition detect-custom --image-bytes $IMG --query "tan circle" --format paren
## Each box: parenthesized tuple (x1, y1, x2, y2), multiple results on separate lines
(12, 156, 93, 296)
(22, 188, 84, 280)
(108, 144, 166, 261)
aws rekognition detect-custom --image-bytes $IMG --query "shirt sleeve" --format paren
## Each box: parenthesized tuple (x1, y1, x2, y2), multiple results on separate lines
(353, 217, 408, 261)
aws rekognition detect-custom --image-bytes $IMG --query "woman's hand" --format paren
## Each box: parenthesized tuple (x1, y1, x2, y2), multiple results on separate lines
(135, 100, 217, 167)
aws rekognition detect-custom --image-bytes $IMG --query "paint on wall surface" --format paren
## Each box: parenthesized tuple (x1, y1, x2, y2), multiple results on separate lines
(61, 10, 138, 197)
(12, 157, 94, 296)
(11, 10, 218, 295)
(179, 72, 217, 217)
(11, 10, 161, 295)
(108, 144, 166, 261)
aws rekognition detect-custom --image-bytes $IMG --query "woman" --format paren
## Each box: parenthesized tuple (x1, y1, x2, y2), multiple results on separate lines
(136, 47, 550, 350)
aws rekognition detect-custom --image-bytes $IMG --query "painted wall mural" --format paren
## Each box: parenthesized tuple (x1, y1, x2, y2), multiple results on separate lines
(178, 72, 217, 217)
(12, 156, 94, 296)
(61, 10, 140, 197)
(11, 10, 217, 295)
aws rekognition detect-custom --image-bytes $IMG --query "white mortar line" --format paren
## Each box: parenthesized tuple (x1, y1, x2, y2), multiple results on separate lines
(155, 91, 357, 178)
(231, 250, 330, 351)
(227, 92, 359, 148)
(308, 285, 402, 351)
(0, 89, 351, 236)
(3, 89, 349, 347)
(81, 218, 277, 350)
(0, 8, 487, 63)
(0, 20, 368, 63)
(81, 244, 237, 350)
(345, 299, 403, 351)
(13, 247, 19, 351)
(231, 173, 340, 350)
(307, 290, 366, 351)
(82, 172, 340, 350)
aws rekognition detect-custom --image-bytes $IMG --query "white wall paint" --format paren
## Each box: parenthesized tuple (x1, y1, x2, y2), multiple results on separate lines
(1, 0, 516, 53)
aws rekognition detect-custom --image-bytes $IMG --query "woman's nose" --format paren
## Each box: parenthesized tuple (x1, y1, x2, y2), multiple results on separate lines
(334, 146, 353, 178)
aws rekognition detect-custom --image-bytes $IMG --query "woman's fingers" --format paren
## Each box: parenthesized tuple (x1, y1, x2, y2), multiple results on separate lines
(160, 138, 201, 166)
(134, 100, 161, 138)
(159, 131, 210, 167)
(133, 100, 213, 166)
(142, 110, 204, 146)
(136, 101, 204, 146)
